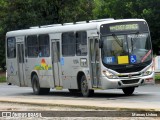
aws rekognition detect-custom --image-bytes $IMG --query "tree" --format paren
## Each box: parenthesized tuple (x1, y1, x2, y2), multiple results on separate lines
(93, 0, 160, 54)
(0, 0, 95, 69)
(0, 0, 8, 70)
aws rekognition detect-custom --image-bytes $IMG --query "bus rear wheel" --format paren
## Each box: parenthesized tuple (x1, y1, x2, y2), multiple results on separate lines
(32, 74, 50, 95)
(81, 75, 94, 97)
(122, 87, 135, 96)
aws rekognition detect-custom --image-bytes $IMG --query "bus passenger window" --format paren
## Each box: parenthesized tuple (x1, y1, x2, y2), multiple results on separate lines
(76, 31, 87, 56)
(38, 34, 50, 57)
(7, 37, 16, 58)
(27, 35, 38, 57)
(62, 32, 75, 56)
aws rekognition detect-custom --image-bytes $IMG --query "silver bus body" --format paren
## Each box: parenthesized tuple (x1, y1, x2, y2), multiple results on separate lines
(6, 19, 154, 96)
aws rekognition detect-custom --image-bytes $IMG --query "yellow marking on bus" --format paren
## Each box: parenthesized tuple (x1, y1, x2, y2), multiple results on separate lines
(55, 86, 63, 90)
(118, 56, 129, 64)
(92, 87, 103, 90)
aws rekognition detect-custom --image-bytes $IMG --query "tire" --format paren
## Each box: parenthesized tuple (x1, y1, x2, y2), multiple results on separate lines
(122, 87, 135, 96)
(81, 75, 94, 97)
(7, 83, 12, 85)
(32, 74, 50, 95)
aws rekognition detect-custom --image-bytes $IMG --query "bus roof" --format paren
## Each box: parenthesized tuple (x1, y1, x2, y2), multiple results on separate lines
(6, 19, 146, 37)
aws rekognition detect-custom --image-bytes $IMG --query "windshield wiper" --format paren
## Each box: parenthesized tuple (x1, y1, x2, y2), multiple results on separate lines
(112, 34, 123, 47)
(130, 31, 140, 52)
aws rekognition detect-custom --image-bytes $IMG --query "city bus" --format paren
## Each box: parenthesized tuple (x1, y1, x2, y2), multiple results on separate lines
(6, 18, 154, 97)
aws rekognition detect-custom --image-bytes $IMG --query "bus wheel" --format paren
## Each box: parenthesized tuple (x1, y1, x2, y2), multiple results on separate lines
(81, 75, 94, 97)
(7, 83, 12, 85)
(122, 87, 135, 96)
(32, 74, 50, 95)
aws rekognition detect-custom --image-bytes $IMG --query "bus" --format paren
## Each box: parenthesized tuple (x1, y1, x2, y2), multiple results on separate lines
(6, 18, 154, 97)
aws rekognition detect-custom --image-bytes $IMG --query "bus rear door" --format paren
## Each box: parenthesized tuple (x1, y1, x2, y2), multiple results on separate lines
(16, 37, 26, 86)
(51, 40, 62, 88)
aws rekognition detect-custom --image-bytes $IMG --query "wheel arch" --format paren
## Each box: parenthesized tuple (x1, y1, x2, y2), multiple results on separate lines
(77, 70, 91, 90)
(77, 71, 85, 90)
(31, 71, 39, 84)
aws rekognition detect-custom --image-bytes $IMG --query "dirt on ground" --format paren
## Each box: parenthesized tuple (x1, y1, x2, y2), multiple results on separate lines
(0, 102, 159, 120)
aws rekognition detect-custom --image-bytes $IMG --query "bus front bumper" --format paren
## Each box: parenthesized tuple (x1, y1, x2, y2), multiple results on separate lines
(100, 72, 155, 89)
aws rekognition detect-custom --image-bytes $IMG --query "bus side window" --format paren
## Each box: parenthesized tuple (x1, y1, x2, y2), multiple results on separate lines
(62, 32, 75, 56)
(26, 35, 38, 57)
(7, 37, 16, 58)
(76, 31, 87, 56)
(38, 34, 50, 57)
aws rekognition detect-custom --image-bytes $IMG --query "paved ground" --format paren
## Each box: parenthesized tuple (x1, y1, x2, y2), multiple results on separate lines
(0, 83, 160, 119)
(0, 83, 160, 111)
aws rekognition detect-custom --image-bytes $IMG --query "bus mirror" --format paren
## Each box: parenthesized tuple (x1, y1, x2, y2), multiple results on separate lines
(99, 40, 103, 48)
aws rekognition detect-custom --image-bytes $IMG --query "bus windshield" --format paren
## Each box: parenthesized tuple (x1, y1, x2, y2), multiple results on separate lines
(102, 33, 152, 65)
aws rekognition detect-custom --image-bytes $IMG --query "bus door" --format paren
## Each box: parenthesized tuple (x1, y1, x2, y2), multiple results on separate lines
(17, 42, 26, 86)
(51, 40, 62, 87)
(89, 37, 100, 88)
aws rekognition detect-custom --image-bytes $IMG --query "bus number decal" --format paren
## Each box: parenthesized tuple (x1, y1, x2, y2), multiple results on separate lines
(104, 57, 115, 63)
(73, 59, 79, 64)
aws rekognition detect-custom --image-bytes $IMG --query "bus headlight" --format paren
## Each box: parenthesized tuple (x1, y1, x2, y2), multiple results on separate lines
(142, 66, 153, 76)
(103, 70, 117, 79)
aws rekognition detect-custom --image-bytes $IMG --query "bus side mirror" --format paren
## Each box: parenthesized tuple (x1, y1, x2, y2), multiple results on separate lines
(99, 40, 103, 48)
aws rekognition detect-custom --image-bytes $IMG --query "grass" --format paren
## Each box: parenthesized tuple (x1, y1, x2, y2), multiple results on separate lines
(155, 75, 160, 80)
(0, 76, 6, 83)
(0, 69, 6, 83)
(155, 73, 160, 80)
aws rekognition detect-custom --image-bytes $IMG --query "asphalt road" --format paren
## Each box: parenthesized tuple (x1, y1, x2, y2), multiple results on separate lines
(0, 83, 159, 103)
(0, 83, 160, 119)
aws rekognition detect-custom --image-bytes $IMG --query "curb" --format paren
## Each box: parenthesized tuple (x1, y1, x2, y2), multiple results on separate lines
(0, 97, 159, 111)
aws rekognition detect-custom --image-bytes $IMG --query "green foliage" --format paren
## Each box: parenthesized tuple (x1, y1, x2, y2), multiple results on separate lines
(93, 0, 160, 54)
(0, 0, 160, 69)
(0, 76, 6, 83)
(155, 74, 160, 80)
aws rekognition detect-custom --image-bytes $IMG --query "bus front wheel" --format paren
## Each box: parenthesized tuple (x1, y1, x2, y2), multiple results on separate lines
(81, 75, 94, 97)
(31, 74, 50, 95)
(122, 87, 135, 96)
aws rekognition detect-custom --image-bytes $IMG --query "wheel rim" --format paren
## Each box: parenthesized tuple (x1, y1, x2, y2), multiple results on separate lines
(81, 77, 89, 95)
(33, 79, 38, 93)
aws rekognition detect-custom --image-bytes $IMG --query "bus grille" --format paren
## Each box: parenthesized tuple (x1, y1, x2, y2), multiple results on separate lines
(118, 73, 141, 78)
(121, 79, 139, 84)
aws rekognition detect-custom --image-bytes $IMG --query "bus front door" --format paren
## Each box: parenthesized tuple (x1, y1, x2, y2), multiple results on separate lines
(17, 42, 26, 86)
(89, 37, 100, 88)
(51, 40, 62, 88)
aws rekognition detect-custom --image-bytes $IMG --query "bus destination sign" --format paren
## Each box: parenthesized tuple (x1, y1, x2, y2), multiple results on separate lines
(109, 24, 139, 32)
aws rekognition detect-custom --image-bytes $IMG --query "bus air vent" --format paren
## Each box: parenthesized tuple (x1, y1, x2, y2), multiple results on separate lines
(121, 79, 139, 84)
(118, 73, 141, 78)
(76, 21, 87, 24)
(40, 24, 62, 28)
(89, 18, 114, 22)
